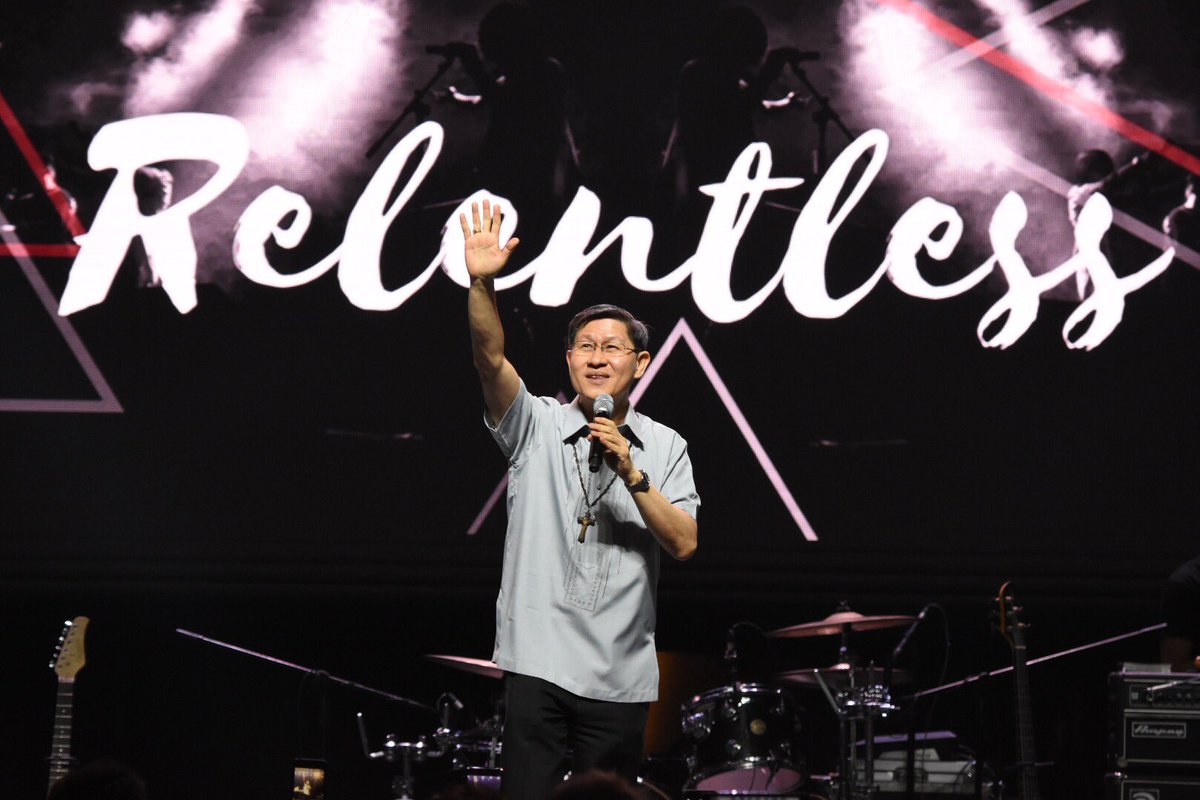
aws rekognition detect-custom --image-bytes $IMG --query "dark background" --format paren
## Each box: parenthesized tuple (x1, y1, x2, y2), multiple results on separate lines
(3, 1, 1199, 797)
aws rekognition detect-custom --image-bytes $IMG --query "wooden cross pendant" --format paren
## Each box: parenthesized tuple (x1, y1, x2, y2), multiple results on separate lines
(577, 512, 595, 543)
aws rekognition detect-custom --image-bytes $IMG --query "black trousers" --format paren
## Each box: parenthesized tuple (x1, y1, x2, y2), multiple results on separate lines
(502, 673, 649, 800)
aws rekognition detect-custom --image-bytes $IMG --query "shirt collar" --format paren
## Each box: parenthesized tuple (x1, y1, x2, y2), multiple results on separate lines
(563, 396, 645, 449)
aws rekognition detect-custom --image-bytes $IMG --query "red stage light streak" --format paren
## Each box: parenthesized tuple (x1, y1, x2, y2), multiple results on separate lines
(0, 88, 88, 241)
(0, 243, 81, 258)
(873, 0, 1200, 177)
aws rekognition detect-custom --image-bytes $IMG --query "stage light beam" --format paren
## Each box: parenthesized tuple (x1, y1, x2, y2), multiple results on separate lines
(121, 11, 177, 56)
(1069, 27, 1123, 72)
(232, 0, 408, 207)
(125, 0, 256, 116)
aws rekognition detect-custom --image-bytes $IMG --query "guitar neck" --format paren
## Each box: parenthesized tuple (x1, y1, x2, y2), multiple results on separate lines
(47, 678, 75, 795)
(1011, 639, 1040, 800)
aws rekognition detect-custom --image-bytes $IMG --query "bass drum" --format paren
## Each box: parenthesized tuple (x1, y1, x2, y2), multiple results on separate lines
(680, 683, 805, 794)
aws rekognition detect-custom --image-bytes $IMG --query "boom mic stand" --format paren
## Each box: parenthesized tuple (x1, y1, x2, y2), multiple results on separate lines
(177, 628, 433, 800)
(899, 622, 1166, 800)
(787, 61, 854, 176)
(176, 628, 431, 711)
(911, 623, 1167, 702)
(366, 55, 459, 159)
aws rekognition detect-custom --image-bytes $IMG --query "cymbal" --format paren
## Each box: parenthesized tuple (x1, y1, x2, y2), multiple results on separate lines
(774, 663, 913, 689)
(424, 654, 504, 680)
(767, 610, 913, 638)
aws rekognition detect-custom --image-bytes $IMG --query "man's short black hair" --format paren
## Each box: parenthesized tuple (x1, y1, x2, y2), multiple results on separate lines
(565, 304, 650, 352)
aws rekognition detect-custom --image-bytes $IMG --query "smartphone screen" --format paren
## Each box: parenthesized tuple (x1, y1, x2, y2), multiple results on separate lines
(292, 760, 326, 800)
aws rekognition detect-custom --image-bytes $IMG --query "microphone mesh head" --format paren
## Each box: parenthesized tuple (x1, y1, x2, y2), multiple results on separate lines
(593, 393, 615, 418)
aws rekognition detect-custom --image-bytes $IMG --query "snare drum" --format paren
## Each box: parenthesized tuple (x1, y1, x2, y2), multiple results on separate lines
(450, 766, 503, 793)
(420, 727, 503, 797)
(680, 683, 804, 794)
(447, 731, 502, 771)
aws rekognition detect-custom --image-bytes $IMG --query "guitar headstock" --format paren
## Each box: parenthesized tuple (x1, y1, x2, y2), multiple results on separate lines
(994, 580, 1026, 650)
(49, 617, 89, 680)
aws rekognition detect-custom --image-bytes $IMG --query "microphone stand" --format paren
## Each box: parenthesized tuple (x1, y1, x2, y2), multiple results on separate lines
(179, 628, 434, 800)
(886, 606, 929, 690)
(176, 628, 432, 711)
(909, 622, 1167, 701)
(898, 622, 1166, 800)
(787, 62, 854, 176)
(885, 605, 930, 800)
(366, 56, 458, 159)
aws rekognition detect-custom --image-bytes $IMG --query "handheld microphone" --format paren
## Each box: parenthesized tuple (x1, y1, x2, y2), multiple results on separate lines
(588, 394, 614, 472)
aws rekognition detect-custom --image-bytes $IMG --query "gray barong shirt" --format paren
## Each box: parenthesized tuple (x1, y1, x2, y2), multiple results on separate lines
(486, 381, 700, 702)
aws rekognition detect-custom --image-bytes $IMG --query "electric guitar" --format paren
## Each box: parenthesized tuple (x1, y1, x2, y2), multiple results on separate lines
(995, 583, 1039, 800)
(47, 616, 88, 796)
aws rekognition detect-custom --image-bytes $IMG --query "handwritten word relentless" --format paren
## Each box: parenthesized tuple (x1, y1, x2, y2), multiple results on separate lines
(60, 115, 1174, 349)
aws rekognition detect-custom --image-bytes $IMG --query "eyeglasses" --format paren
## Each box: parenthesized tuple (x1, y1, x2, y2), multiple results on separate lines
(572, 341, 639, 357)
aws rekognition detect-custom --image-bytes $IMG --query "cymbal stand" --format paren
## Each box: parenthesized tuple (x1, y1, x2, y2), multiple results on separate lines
(357, 712, 449, 800)
(813, 650, 895, 800)
(845, 680, 897, 799)
(486, 700, 503, 769)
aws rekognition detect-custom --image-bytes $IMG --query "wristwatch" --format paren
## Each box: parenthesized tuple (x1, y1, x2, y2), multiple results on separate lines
(626, 469, 650, 494)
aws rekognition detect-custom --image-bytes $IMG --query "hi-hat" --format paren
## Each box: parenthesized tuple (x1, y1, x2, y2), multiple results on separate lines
(774, 663, 913, 689)
(767, 610, 913, 638)
(424, 654, 504, 679)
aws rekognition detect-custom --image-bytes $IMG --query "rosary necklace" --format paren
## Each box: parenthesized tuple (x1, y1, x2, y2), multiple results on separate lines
(571, 442, 619, 543)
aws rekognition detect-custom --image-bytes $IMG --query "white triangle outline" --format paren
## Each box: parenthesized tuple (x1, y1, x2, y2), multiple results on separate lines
(0, 209, 122, 413)
(467, 317, 817, 540)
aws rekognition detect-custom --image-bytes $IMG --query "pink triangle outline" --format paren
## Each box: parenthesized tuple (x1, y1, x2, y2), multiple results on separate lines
(467, 318, 817, 541)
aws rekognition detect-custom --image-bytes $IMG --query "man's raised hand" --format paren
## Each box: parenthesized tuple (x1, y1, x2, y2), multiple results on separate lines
(460, 199, 519, 281)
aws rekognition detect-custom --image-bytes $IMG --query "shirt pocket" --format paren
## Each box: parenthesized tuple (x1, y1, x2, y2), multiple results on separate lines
(563, 541, 612, 612)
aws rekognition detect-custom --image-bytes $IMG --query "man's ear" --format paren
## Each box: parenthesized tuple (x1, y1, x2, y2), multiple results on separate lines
(634, 350, 650, 379)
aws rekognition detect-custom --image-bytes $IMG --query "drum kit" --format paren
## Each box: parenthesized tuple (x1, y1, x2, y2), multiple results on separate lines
(356, 656, 505, 799)
(675, 606, 912, 799)
(362, 604, 925, 799)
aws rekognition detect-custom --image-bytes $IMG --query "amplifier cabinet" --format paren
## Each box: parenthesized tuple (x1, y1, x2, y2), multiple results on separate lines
(1108, 672, 1200, 770)
(1106, 772, 1200, 800)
